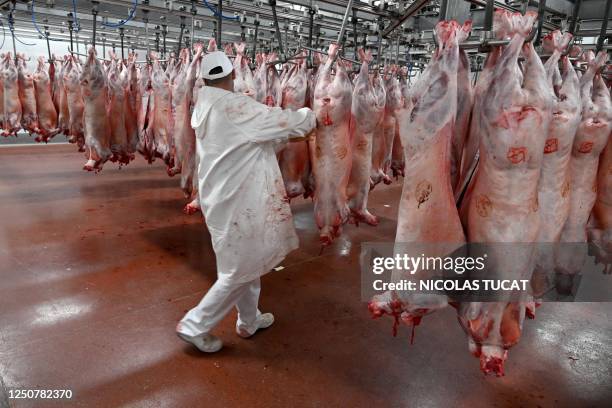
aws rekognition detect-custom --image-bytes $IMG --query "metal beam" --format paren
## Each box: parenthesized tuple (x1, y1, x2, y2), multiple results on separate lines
(466, 0, 560, 31)
(382, 0, 431, 38)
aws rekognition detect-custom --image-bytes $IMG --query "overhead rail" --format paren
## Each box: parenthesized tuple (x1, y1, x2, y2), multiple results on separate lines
(100, 0, 138, 27)
(465, 0, 560, 31)
(382, 0, 431, 38)
(203, 0, 239, 21)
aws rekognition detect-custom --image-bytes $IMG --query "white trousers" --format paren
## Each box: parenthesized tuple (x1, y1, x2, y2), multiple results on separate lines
(178, 277, 262, 337)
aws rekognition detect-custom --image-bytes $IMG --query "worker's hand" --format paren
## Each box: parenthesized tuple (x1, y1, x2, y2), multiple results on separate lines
(290, 129, 316, 143)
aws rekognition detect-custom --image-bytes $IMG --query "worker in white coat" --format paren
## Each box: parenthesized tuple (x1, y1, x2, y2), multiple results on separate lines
(176, 50, 316, 353)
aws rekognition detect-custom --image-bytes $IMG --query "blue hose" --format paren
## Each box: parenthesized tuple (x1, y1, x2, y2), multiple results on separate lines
(14, 33, 36, 47)
(4, 12, 36, 47)
(101, 0, 138, 28)
(203, 0, 239, 21)
(31, 2, 60, 41)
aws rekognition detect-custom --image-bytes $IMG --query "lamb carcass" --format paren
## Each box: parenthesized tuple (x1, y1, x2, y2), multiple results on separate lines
(124, 53, 139, 154)
(63, 56, 85, 151)
(531, 31, 581, 296)
(310, 44, 353, 244)
(460, 11, 552, 376)
(33, 57, 59, 142)
(556, 51, 611, 287)
(136, 63, 156, 162)
(1, 53, 22, 136)
(383, 67, 403, 177)
(278, 57, 311, 199)
(17, 54, 40, 134)
(390, 67, 409, 179)
(254, 53, 282, 107)
(107, 55, 132, 165)
(369, 70, 388, 187)
(591, 135, 612, 273)
(54, 57, 70, 137)
(346, 49, 385, 225)
(451, 43, 474, 192)
(169, 44, 203, 200)
(150, 53, 175, 167)
(81, 47, 112, 171)
(369, 20, 470, 338)
(233, 42, 256, 98)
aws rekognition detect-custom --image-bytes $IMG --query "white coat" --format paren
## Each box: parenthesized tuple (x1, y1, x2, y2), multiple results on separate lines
(191, 86, 316, 284)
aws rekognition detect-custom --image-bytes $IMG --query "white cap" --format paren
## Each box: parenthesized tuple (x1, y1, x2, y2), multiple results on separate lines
(200, 51, 234, 80)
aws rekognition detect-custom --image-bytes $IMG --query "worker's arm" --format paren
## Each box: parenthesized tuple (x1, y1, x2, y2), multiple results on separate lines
(289, 128, 316, 143)
(250, 105, 316, 144)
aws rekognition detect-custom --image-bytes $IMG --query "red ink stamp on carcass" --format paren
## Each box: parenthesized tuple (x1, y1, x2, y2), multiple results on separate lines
(415, 180, 433, 208)
(335, 146, 348, 160)
(578, 141, 594, 154)
(476, 195, 492, 218)
(544, 138, 558, 154)
(507, 147, 527, 164)
(561, 180, 570, 198)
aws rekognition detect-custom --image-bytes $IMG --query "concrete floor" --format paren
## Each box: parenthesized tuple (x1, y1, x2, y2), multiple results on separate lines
(0, 144, 610, 408)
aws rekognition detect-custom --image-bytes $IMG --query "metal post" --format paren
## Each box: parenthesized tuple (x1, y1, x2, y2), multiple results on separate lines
(336, 0, 354, 46)
(191, 0, 197, 46)
(534, 0, 546, 46)
(119, 27, 125, 60)
(8, 10, 16, 59)
(67, 13, 74, 55)
(395, 34, 400, 65)
(251, 18, 259, 62)
(217, 0, 223, 46)
(352, 8, 358, 60)
(143, 9, 150, 57)
(568, 0, 582, 35)
(178, 16, 186, 52)
(155, 28, 160, 53)
(162, 24, 167, 59)
(376, 18, 383, 66)
(45, 24, 52, 62)
(269, 0, 284, 58)
(308, 7, 314, 65)
(284, 24, 288, 55)
(91, 1, 98, 48)
(484, 0, 494, 32)
(597, 0, 612, 52)
(102, 36, 106, 58)
(439, 0, 448, 21)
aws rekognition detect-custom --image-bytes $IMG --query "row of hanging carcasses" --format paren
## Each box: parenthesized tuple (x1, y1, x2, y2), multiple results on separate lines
(0, 38, 413, 219)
